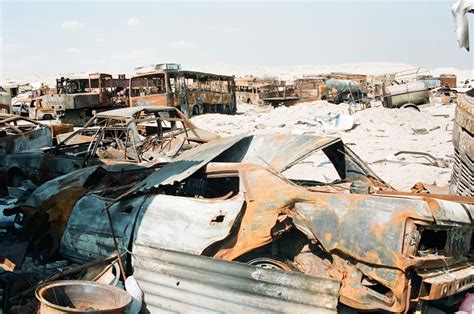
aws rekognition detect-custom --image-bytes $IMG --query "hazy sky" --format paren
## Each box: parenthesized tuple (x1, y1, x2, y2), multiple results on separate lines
(1, 0, 473, 77)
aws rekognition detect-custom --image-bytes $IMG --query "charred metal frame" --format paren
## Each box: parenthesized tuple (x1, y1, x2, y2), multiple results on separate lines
(129, 69, 237, 117)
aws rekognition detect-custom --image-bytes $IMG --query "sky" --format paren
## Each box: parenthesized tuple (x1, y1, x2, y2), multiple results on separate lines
(0, 0, 473, 78)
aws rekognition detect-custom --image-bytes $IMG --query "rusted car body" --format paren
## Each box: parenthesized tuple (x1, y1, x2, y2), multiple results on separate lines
(0, 106, 218, 186)
(8, 134, 473, 312)
(130, 63, 237, 117)
(0, 114, 53, 155)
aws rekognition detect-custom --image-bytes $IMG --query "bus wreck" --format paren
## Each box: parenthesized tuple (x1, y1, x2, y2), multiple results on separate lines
(5, 134, 472, 313)
(129, 63, 237, 117)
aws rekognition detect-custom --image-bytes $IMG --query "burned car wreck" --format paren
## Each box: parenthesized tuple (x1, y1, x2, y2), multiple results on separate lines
(3, 134, 473, 312)
(0, 114, 54, 155)
(0, 106, 218, 187)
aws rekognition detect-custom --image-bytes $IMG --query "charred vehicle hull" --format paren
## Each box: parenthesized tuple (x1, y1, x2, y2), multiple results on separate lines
(0, 114, 53, 155)
(130, 64, 237, 117)
(0, 106, 217, 187)
(7, 134, 473, 312)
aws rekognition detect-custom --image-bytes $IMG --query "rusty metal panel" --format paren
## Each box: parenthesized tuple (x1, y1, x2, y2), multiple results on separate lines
(60, 194, 148, 263)
(134, 193, 244, 255)
(451, 94, 473, 196)
(139, 134, 338, 192)
(0, 127, 52, 154)
(132, 245, 340, 313)
(0, 114, 53, 154)
(427, 199, 472, 225)
(96, 105, 174, 118)
(293, 196, 434, 268)
(417, 263, 474, 300)
(215, 134, 338, 173)
(139, 135, 247, 191)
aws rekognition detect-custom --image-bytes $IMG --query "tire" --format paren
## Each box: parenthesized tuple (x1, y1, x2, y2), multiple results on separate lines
(42, 114, 53, 120)
(8, 169, 26, 187)
(222, 105, 229, 114)
(245, 257, 292, 271)
(400, 103, 420, 112)
(192, 105, 200, 116)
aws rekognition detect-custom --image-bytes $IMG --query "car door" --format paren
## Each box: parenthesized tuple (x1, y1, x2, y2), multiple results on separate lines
(133, 193, 245, 255)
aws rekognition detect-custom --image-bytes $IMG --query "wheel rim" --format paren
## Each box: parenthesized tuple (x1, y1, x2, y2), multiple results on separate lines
(246, 257, 291, 270)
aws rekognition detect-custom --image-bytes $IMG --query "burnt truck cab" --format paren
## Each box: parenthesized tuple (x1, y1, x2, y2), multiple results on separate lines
(37, 73, 129, 126)
(129, 63, 237, 117)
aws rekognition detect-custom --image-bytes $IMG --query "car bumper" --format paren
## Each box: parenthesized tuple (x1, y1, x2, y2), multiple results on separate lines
(417, 262, 474, 300)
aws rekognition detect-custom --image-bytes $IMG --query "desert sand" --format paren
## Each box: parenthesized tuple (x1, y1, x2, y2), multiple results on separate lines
(191, 99, 456, 191)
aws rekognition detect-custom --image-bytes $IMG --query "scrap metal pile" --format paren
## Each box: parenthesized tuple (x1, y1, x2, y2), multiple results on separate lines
(1, 1, 474, 312)
(234, 68, 466, 111)
(0, 63, 473, 314)
(0, 127, 473, 312)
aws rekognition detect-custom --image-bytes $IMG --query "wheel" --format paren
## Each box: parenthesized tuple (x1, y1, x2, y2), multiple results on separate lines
(400, 103, 420, 112)
(245, 257, 292, 271)
(222, 105, 229, 114)
(42, 114, 53, 120)
(192, 105, 200, 116)
(8, 169, 26, 187)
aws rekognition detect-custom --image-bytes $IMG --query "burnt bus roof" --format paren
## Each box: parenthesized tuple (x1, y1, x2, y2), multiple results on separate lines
(131, 69, 235, 81)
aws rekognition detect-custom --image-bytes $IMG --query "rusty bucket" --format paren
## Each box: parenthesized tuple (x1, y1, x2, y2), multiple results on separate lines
(35, 280, 132, 314)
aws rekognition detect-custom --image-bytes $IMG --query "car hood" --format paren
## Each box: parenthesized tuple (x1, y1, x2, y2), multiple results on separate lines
(293, 193, 472, 269)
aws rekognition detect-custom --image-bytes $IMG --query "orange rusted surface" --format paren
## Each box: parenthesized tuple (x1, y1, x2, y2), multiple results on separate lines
(130, 94, 168, 107)
(129, 67, 237, 116)
(0, 256, 15, 272)
(16, 134, 471, 313)
(200, 161, 473, 312)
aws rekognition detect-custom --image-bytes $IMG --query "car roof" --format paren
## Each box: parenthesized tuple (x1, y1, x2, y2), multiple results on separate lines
(96, 106, 177, 118)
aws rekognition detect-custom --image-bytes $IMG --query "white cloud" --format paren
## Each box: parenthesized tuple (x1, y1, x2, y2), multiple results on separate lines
(61, 20, 85, 30)
(1, 42, 17, 52)
(129, 49, 148, 58)
(169, 40, 197, 48)
(66, 48, 85, 54)
(95, 38, 105, 43)
(127, 17, 139, 27)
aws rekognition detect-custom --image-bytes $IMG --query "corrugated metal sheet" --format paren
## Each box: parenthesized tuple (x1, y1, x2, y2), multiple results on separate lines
(133, 244, 340, 313)
(133, 193, 244, 254)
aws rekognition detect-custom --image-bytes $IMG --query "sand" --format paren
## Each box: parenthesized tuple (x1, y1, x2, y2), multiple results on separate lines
(191, 100, 456, 191)
(2, 61, 473, 88)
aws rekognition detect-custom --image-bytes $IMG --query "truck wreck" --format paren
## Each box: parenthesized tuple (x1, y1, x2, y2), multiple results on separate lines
(37, 73, 129, 126)
(0, 106, 218, 187)
(3, 134, 472, 312)
(235, 76, 286, 105)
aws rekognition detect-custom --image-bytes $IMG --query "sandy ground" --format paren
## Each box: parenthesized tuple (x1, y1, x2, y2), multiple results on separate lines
(191, 99, 456, 191)
(2, 62, 473, 87)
